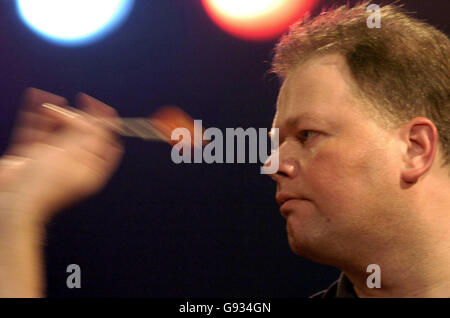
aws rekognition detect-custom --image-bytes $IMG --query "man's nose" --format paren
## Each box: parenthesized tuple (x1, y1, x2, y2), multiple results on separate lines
(265, 150, 298, 182)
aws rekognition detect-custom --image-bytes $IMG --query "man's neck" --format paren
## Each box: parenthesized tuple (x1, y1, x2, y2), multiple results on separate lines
(343, 232, 450, 297)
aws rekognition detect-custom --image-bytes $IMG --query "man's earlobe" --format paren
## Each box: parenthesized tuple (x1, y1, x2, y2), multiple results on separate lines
(401, 118, 438, 183)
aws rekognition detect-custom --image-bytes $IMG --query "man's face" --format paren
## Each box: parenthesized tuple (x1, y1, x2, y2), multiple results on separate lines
(271, 54, 408, 265)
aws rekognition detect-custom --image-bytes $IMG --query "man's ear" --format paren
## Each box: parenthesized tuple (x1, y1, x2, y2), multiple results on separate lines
(400, 117, 439, 183)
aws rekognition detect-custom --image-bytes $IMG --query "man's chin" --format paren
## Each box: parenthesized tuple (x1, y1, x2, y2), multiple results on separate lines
(286, 225, 337, 266)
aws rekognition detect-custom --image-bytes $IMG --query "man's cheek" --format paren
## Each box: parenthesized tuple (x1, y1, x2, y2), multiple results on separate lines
(307, 150, 370, 207)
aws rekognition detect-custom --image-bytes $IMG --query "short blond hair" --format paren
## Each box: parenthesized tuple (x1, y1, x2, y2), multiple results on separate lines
(272, 2, 450, 167)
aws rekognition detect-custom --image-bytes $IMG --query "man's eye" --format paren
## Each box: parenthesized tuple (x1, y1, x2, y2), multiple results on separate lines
(296, 130, 319, 143)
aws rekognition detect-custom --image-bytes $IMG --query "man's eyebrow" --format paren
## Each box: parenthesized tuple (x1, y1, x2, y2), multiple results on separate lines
(270, 113, 328, 140)
(284, 113, 327, 128)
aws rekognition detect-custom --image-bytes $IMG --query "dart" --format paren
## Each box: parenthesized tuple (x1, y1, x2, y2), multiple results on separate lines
(41, 103, 201, 147)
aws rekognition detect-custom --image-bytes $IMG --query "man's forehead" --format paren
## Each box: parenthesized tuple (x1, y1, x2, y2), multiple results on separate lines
(278, 54, 353, 97)
(273, 53, 364, 128)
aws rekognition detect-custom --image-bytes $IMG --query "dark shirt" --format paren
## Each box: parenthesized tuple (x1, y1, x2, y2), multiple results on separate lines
(310, 272, 358, 298)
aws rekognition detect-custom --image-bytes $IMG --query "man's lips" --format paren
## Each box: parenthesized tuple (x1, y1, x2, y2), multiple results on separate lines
(276, 193, 307, 206)
(276, 193, 309, 218)
(279, 199, 310, 217)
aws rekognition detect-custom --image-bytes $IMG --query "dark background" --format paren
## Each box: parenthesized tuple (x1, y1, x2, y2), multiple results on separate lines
(0, 0, 448, 297)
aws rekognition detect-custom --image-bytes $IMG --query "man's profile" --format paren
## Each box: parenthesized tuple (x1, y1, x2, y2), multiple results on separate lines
(268, 2, 449, 297)
(0, 2, 448, 297)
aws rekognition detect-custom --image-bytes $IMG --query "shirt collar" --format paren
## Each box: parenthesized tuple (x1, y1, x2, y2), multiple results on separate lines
(335, 272, 358, 298)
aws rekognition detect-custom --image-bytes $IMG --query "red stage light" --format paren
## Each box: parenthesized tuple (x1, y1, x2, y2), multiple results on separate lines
(202, 0, 317, 41)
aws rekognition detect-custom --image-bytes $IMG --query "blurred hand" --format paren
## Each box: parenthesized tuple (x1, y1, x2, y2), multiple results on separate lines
(0, 88, 124, 225)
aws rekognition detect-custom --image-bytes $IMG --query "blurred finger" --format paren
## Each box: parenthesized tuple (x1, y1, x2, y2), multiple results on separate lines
(18, 88, 68, 130)
(8, 88, 68, 151)
(40, 103, 122, 153)
(10, 112, 56, 144)
(75, 93, 123, 143)
(21, 87, 68, 114)
(75, 93, 119, 118)
(74, 135, 124, 165)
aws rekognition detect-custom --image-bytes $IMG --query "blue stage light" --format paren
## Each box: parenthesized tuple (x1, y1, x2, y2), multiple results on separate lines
(16, 0, 134, 46)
